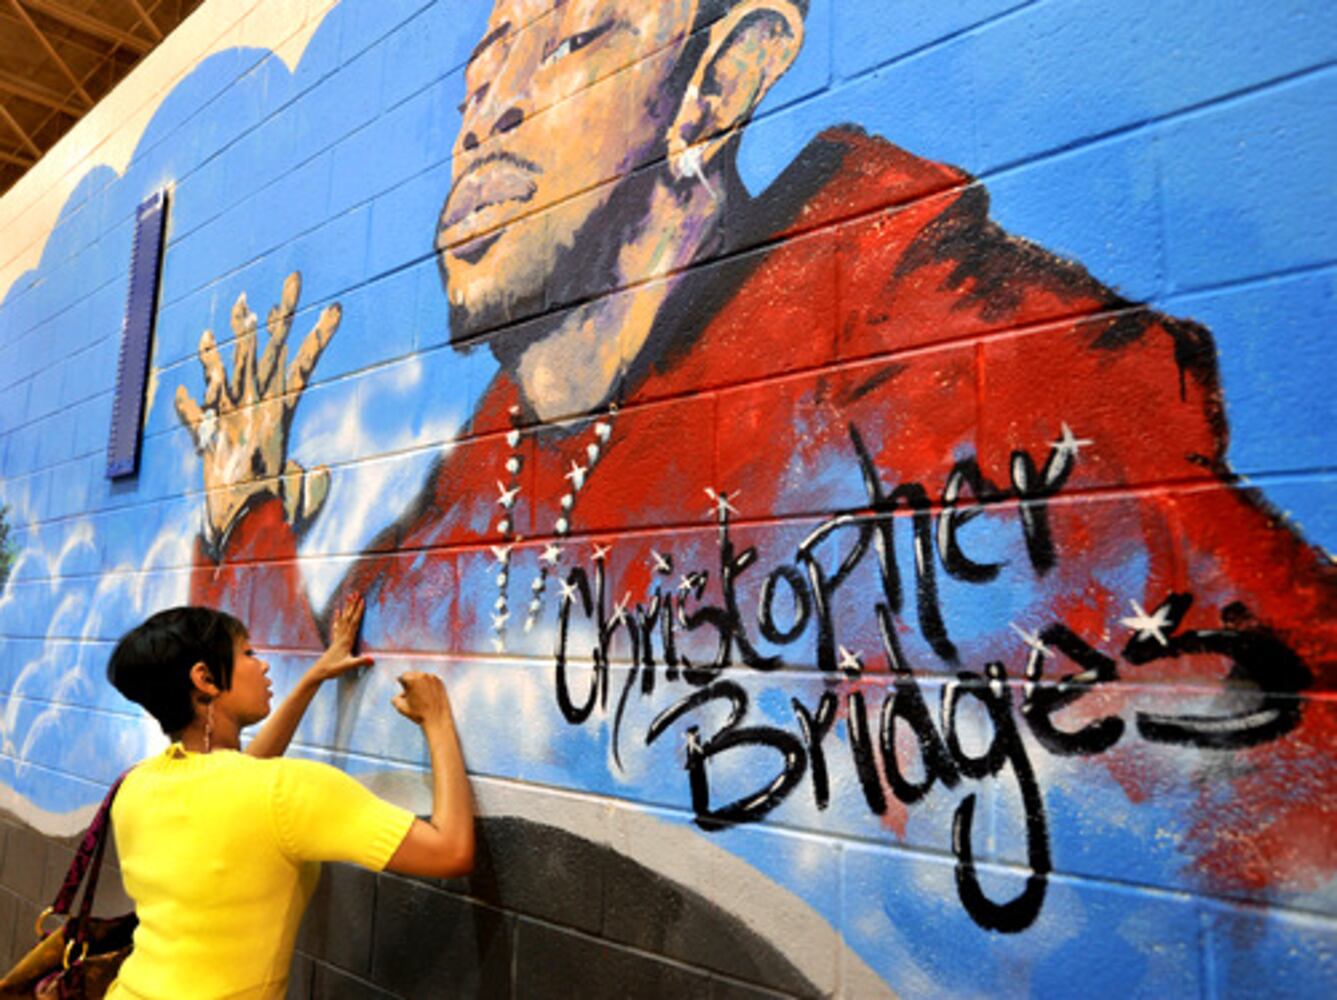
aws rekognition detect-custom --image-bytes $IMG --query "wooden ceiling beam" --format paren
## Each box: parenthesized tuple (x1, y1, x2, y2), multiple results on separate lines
(0, 146, 36, 167)
(126, 0, 161, 41)
(0, 102, 40, 157)
(19, 19, 124, 148)
(0, 67, 83, 115)
(6, 0, 93, 107)
(0, 0, 205, 196)
(19, 0, 153, 56)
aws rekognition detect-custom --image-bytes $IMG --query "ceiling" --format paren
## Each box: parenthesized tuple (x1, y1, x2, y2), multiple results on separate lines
(0, 0, 203, 198)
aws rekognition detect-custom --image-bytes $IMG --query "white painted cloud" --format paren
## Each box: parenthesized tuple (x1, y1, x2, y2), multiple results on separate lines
(0, 511, 193, 803)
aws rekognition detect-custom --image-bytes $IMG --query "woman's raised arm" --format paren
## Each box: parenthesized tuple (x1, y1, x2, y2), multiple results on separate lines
(385, 671, 475, 878)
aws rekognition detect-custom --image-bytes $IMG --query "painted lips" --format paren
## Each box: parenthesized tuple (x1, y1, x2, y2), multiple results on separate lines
(440, 160, 539, 248)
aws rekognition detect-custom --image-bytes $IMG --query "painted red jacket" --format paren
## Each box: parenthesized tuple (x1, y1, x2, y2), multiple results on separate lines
(193, 128, 1335, 898)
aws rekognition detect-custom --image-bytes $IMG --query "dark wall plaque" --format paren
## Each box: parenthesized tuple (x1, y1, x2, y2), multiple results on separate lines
(106, 190, 168, 480)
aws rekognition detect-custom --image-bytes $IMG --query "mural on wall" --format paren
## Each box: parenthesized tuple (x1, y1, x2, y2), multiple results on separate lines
(171, 0, 1335, 938)
(2, 0, 1335, 994)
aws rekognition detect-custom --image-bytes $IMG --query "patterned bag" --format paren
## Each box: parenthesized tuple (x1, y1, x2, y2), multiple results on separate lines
(0, 777, 136, 1000)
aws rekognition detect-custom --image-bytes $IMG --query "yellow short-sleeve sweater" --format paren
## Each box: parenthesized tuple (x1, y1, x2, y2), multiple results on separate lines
(105, 745, 415, 1000)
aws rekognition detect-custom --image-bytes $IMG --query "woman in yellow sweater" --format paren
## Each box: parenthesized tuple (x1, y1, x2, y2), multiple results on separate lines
(102, 598, 473, 1000)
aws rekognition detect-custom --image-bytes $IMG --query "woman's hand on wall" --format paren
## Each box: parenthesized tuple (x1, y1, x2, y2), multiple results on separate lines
(390, 671, 451, 727)
(246, 592, 374, 758)
(173, 270, 340, 547)
(311, 593, 375, 681)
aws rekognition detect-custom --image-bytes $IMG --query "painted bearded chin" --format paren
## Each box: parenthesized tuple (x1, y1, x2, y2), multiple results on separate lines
(440, 153, 667, 364)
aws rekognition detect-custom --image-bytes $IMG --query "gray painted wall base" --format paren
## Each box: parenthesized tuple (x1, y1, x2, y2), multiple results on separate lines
(0, 811, 819, 999)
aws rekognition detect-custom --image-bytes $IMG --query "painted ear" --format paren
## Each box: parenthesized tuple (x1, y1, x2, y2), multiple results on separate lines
(188, 661, 221, 699)
(667, 0, 804, 177)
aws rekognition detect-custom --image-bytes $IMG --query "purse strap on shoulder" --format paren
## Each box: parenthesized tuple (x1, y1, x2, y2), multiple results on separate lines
(48, 773, 126, 919)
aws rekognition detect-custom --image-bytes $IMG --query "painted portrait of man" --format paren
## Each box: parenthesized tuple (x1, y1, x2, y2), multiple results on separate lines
(171, 0, 1334, 947)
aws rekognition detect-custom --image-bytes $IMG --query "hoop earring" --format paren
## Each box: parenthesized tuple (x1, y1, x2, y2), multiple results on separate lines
(204, 700, 214, 754)
(674, 144, 719, 203)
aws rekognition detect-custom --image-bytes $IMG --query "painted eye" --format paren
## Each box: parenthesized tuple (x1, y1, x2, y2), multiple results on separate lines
(457, 83, 489, 116)
(540, 38, 572, 67)
(541, 23, 612, 69)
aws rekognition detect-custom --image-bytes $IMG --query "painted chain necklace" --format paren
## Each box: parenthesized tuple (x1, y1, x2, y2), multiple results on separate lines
(489, 403, 618, 649)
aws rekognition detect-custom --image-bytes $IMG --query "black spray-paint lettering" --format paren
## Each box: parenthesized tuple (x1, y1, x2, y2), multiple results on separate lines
(758, 563, 812, 645)
(846, 688, 888, 816)
(1124, 594, 1312, 748)
(1021, 624, 1125, 756)
(549, 426, 1313, 934)
(646, 680, 807, 832)
(795, 514, 872, 675)
(937, 458, 1007, 584)
(1008, 442, 1077, 576)
(792, 691, 837, 810)
(553, 566, 602, 724)
(875, 605, 961, 805)
(943, 662, 1051, 933)
(850, 425, 957, 664)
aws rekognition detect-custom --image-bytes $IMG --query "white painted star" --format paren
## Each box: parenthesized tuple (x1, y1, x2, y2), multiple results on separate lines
(837, 645, 863, 674)
(541, 543, 562, 567)
(705, 486, 740, 519)
(1051, 422, 1094, 460)
(491, 610, 510, 631)
(591, 543, 612, 562)
(1010, 622, 1051, 659)
(559, 579, 580, 604)
(609, 591, 632, 628)
(565, 461, 588, 490)
(491, 637, 506, 654)
(490, 544, 513, 565)
(1120, 599, 1172, 646)
(677, 574, 697, 593)
(496, 480, 520, 508)
(650, 550, 672, 574)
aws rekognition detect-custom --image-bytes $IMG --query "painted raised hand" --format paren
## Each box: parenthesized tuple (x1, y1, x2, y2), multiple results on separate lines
(174, 272, 340, 545)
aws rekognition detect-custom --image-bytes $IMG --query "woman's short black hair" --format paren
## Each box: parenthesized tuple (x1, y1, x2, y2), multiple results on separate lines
(107, 606, 247, 736)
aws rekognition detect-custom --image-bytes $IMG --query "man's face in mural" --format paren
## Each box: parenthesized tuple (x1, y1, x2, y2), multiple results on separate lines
(437, 0, 701, 340)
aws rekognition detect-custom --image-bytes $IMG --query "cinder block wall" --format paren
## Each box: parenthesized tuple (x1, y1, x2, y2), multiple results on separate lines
(0, 1, 1334, 997)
